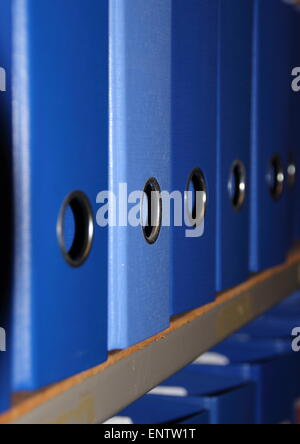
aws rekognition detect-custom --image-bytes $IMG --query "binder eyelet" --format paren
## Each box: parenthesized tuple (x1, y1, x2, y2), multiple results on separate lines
(141, 178, 162, 245)
(267, 155, 284, 201)
(228, 160, 246, 211)
(287, 153, 296, 188)
(185, 169, 207, 228)
(57, 191, 94, 267)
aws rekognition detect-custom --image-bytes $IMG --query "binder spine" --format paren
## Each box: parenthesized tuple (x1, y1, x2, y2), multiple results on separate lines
(249, 0, 261, 273)
(12, 0, 33, 388)
(11, 0, 109, 390)
(109, 0, 128, 349)
(216, 0, 252, 291)
(108, 0, 171, 349)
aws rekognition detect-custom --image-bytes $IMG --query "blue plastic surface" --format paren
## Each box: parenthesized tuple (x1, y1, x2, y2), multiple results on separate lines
(213, 335, 292, 362)
(270, 292, 300, 317)
(12, 0, 108, 390)
(120, 387, 255, 425)
(173, 387, 256, 425)
(161, 365, 247, 397)
(108, 0, 171, 349)
(199, 385, 255, 425)
(240, 312, 300, 339)
(117, 395, 206, 425)
(179, 411, 210, 425)
(212, 335, 300, 424)
(171, 0, 218, 314)
(157, 360, 256, 424)
(240, 292, 300, 339)
(0, 355, 9, 414)
(249, 0, 293, 272)
(216, 0, 253, 291)
(0, 0, 12, 412)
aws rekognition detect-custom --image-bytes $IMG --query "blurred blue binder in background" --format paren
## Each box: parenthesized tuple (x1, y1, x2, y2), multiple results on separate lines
(109, 0, 171, 349)
(106, 395, 208, 425)
(249, 0, 294, 272)
(179, 410, 210, 425)
(152, 368, 255, 424)
(212, 335, 300, 424)
(216, 0, 253, 291)
(12, 0, 108, 390)
(270, 291, 300, 317)
(160, 362, 245, 396)
(171, 0, 218, 314)
(115, 386, 255, 425)
(240, 293, 300, 340)
(241, 313, 300, 339)
(0, 350, 9, 414)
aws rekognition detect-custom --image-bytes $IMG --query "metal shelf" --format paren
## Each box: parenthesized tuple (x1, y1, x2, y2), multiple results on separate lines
(1, 250, 300, 424)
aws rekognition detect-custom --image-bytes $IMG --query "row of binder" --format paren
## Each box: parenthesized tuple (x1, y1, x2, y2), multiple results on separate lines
(107, 292, 300, 424)
(1, 0, 300, 414)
